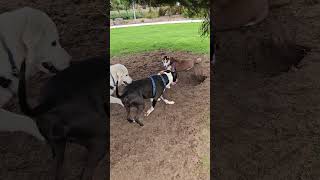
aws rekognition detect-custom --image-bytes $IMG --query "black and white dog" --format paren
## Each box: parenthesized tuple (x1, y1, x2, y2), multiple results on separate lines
(18, 57, 108, 180)
(116, 70, 177, 126)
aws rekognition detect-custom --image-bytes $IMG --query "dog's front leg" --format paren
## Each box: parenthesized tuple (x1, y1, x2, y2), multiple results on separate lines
(145, 99, 157, 117)
(160, 95, 175, 105)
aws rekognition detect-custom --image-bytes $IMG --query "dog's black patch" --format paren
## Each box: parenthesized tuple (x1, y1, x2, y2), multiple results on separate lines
(18, 56, 108, 180)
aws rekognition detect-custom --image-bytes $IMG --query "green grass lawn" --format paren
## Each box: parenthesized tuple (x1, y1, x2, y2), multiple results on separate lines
(111, 22, 209, 57)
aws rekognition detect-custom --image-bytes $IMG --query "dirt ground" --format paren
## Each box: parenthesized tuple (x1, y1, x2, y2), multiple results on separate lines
(213, 0, 320, 179)
(110, 51, 210, 180)
(0, 0, 107, 179)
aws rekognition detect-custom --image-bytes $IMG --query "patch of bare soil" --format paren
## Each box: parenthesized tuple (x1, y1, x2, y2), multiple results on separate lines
(213, 0, 320, 179)
(110, 51, 210, 180)
(0, 1, 107, 179)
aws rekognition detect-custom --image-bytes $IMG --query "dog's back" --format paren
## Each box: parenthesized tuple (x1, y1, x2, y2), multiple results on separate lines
(38, 57, 107, 112)
(119, 78, 152, 102)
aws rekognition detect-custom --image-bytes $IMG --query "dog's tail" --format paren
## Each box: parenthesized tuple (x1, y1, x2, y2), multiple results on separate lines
(194, 58, 202, 64)
(18, 60, 34, 116)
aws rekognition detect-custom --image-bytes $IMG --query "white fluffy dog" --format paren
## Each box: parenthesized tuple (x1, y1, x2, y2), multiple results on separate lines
(0, 7, 71, 106)
(0, 109, 45, 141)
(0, 7, 70, 141)
(110, 64, 132, 107)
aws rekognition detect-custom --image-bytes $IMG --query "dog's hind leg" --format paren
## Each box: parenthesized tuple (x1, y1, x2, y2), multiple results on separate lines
(126, 106, 134, 123)
(81, 139, 107, 180)
(52, 141, 66, 180)
(145, 99, 157, 117)
(135, 104, 145, 126)
(160, 95, 175, 105)
(110, 96, 124, 107)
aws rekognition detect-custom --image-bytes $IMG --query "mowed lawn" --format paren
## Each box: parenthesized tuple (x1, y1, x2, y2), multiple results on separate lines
(111, 23, 209, 57)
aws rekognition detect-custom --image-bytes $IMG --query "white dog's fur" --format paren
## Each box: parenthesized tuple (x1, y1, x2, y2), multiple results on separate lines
(0, 7, 71, 141)
(110, 64, 132, 107)
(0, 7, 71, 106)
(0, 109, 45, 141)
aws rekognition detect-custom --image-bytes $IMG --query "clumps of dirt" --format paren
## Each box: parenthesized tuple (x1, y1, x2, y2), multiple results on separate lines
(245, 19, 311, 76)
(110, 51, 210, 180)
(213, 1, 320, 179)
(216, 16, 311, 77)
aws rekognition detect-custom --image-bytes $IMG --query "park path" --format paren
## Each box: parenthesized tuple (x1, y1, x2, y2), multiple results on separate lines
(110, 19, 203, 29)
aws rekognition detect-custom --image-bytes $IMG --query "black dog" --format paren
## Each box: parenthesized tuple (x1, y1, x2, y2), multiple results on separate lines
(116, 70, 177, 126)
(18, 57, 108, 180)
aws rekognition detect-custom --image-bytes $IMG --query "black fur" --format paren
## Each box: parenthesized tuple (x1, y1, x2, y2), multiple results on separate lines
(116, 71, 177, 126)
(18, 57, 108, 180)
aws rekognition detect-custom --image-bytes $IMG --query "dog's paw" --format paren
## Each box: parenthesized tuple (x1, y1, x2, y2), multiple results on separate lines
(127, 118, 134, 123)
(167, 101, 175, 105)
(145, 110, 152, 117)
(157, 98, 161, 101)
(135, 120, 144, 126)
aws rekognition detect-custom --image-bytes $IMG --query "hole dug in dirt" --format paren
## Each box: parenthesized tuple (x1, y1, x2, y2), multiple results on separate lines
(247, 36, 310, 77)
(177, 64, 207, 86)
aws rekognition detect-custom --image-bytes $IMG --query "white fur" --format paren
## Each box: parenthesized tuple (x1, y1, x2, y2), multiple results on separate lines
(0, 7, 71, 106)
(110, 64, 132, 107)
(162, 58, 171, 70)
(160, 95, 175, 105)
(0, 109, 45, 141)
(145, 106, 154, 117)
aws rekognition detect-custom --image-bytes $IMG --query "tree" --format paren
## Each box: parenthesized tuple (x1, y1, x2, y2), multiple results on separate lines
(149, 0, 210, 36)
(111, 0, 123, 14)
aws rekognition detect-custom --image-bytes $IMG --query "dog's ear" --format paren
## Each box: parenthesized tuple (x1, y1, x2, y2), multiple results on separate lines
(172, 62, 177, 72)
(22, 15, 45, 62)
(116, 68, 125, 81)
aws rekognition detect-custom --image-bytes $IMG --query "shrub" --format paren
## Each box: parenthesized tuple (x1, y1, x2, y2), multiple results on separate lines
(145, 10, 159, 19)
(182, 7, 205, 18)
(110, 10, 144, 20)
(158, 7, 166, 16)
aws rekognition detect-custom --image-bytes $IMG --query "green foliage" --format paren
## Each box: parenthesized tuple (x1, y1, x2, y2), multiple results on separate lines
(151, 0, 210, 36)
(145, 10, 159, 18)
(110, 0, 210, 36)
(110, 10, 144, 20)
(110, 8, 161, 20)
(158, 7, 166, 16)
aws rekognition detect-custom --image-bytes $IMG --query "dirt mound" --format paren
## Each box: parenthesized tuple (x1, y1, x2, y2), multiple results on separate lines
(110, 51, 210, 180)
(0, 1, 107, 179)
(213, 0, 320, 179)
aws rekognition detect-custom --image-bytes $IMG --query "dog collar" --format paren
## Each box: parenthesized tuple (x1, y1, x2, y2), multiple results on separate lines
(160, 74, 168, 86)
